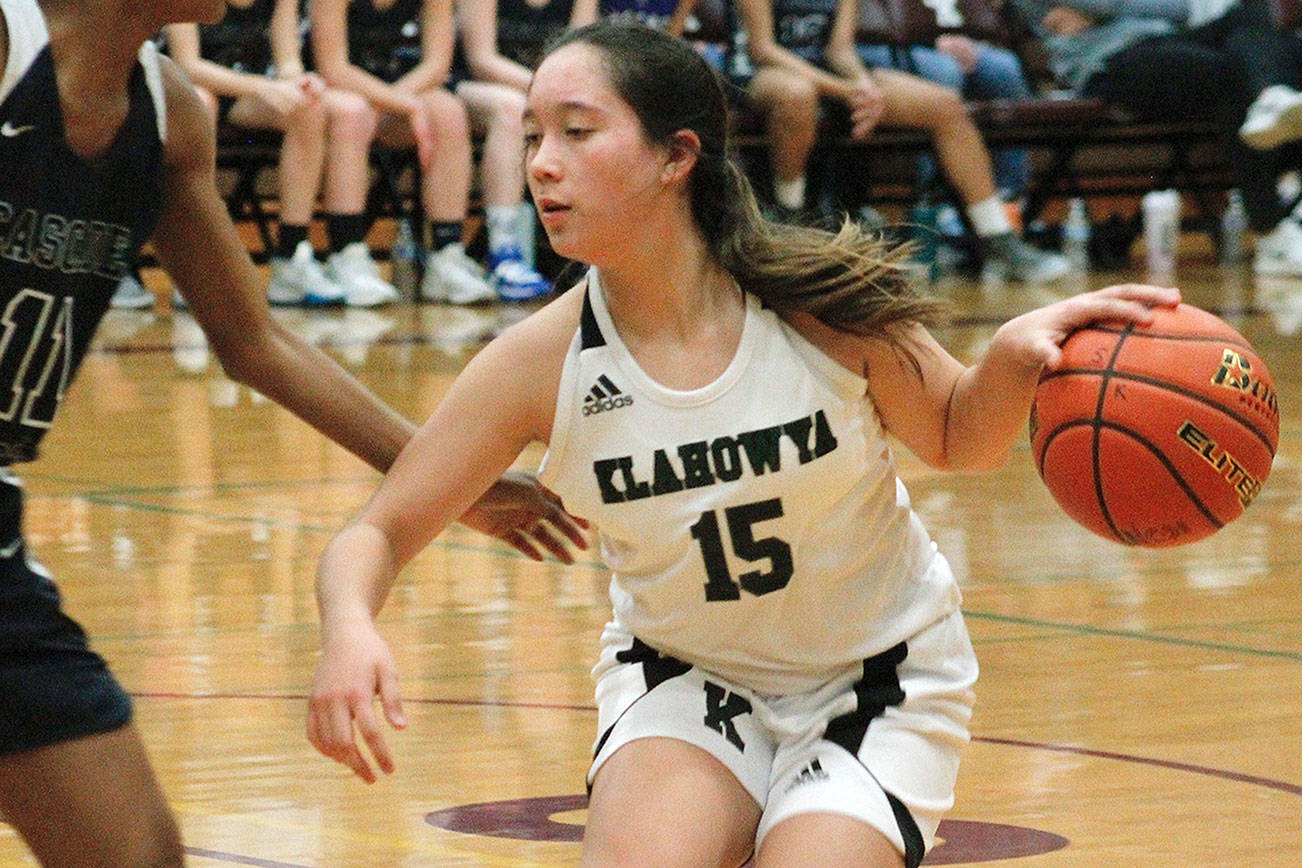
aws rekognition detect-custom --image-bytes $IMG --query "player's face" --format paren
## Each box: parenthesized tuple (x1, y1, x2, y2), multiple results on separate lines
(523, 44, 674, 266)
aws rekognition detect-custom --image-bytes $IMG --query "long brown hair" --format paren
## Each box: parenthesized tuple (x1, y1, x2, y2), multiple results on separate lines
(540, 21, 948, 337)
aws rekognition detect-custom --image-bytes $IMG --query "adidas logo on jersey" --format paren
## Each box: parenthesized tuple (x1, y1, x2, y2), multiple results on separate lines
(582, 374, 633, 416)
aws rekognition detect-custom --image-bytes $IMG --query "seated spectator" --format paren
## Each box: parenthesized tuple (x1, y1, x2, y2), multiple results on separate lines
(491, 0, 578, 71)
(456, 0, 591, 284)
(856, 1, 1034, 203)
(310, 0, 551, 304)
(732, 0, 1070, 282)
(1004, 0, 1302, 274)
(166, 0, 399, 308)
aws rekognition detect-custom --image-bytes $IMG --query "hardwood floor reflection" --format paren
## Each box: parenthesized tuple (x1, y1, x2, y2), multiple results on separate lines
(0, 258, 1298, 866)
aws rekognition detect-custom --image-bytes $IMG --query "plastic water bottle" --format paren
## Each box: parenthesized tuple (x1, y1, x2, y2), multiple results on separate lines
(1062, 197, 1092, 272)
(1219, 188, 1247, 265)
(390, 218, 421, 300)
(1141, 189, 1180, 275)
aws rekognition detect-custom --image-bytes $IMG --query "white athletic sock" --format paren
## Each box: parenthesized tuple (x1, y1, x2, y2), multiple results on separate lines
(967, 195, 1013, 238)
(774, 176, 807, 211)
(486, 205, 519, 255)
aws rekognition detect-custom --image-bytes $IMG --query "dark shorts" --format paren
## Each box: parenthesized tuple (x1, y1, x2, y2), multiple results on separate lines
(0, 475, 132, 756)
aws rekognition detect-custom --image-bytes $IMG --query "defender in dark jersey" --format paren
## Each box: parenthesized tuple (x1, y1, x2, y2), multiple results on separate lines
(0, 1, 585, 864)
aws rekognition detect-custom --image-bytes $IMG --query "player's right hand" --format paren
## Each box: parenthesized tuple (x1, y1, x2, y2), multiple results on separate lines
(407, 101, 438, 171)
(306, 623, 406, 783)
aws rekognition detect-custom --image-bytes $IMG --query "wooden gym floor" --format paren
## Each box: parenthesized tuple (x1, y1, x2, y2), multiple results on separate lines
(0, 245, 1298, 866)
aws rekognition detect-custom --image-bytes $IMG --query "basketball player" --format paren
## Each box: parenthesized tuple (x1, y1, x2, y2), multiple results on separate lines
(0, 1, 585, 864)
(306, 22, 1179, 867)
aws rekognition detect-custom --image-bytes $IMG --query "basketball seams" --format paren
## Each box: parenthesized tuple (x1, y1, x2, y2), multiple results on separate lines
(1038, 418, 1225, 543)
(1076, 323, 1254, 351)
(1039, 369, 1277, 454)
(1030, 304, 1276, 548)
(1090, 327, 1130, 543)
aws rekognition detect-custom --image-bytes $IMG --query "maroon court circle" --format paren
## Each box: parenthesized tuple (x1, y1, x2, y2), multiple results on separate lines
(425, 795, 1069, 862)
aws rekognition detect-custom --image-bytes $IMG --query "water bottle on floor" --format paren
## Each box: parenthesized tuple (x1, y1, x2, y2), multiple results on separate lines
(1062, 198, 1092, 272)
(1219, 189, 1247, 266)
(390, 218, 421, 301)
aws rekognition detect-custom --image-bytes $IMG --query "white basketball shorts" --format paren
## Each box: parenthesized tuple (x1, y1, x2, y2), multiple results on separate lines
(588, 609, 978, 866)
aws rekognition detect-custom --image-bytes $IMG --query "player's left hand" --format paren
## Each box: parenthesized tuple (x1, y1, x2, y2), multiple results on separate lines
(1000, 284, 1181, 371)
(459, 471, 590, 563)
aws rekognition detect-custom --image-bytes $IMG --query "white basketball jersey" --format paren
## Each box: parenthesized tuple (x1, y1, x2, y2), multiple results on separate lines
(539, 271, 962, 695)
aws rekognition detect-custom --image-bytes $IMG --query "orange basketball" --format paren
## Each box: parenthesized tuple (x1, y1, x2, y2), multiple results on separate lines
(1029, 303, 1279, 547)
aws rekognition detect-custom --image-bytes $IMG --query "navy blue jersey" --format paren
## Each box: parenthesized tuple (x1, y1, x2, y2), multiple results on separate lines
(200, 0, 277, 72)
(773, 0, 837, 63)
(497, 0, 572, 70)
(345, 0, 423, 80)
(0, 5, 166, 464)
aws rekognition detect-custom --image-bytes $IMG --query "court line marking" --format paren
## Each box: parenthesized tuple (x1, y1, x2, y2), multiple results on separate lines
(962, 609, 1302, 661)
(137, 691, 1302, 800)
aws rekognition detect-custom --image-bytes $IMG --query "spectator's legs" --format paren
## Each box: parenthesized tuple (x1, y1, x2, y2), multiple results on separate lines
(227, 87, 347, 306)
(1084, 38, 1288, 231)
(375, 91, 493, 305)
(873, 68, 1069, 282)
(319, 89, 379, 219)
(455, 80, 552, 300)
(872, 68, 998, 208)
(317, 91, 398, 308)
(964, 45, 1033, 197)
(376, 88, 474, 225)
(746, 66, 820, 212)
(1189, 0, 1296, 95)
(228, 89, 328, 230)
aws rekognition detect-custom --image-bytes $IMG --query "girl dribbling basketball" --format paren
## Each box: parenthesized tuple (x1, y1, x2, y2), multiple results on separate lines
(306, 22, 1180, 867)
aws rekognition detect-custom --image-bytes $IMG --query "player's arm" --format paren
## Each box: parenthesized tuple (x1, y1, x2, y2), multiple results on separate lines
(457, 0, 534, 92)
(874, 286, 1184, 470)
(149, 59, 587, 556)
(786, 285, 1180, 471)
(308, 291, 581, 781)
(151, 57, 413, 471)
(163, 23, 269, 100)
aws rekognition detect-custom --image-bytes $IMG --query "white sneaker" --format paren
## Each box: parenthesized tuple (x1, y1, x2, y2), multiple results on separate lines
(1240, 85, 1302, 150)
(420, 243, 495, 305)
(980, 233, 1072, 284)
(488, 245, 553, 301)
(268, 241, 347, 306)
(110, 274, 155, 309)
(1253, 217, 1302, 275)
(325, 242, 400, 308)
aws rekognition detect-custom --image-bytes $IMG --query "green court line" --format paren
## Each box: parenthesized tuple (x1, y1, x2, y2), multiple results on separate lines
(962, 609, 1302, 661)
(25, 479, 1302, 663)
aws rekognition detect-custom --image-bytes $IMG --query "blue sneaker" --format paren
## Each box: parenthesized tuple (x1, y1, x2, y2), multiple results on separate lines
(488, 246, 552, 301)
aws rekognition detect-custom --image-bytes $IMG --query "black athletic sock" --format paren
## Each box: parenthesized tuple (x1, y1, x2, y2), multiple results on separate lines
(325, 213, 370, 253)
(429, 221, 463, 252)
(276, 223, 310, 259)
